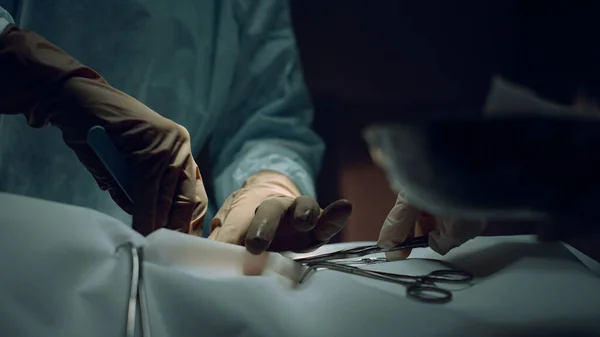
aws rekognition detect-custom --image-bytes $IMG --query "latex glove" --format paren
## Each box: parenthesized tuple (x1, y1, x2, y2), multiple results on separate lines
(0, 24, 207, 235)
(209, 170, 352, 254)
(378, 193, 487, 259)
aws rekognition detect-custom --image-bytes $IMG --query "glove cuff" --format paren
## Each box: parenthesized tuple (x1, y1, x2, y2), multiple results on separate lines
(243, 170, 302, 198)
(0, 24, 106, 126)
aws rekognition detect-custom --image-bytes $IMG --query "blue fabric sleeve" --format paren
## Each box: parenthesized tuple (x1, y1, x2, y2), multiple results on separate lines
(0, 6, 15, 31)
(209, 0, 324, 207)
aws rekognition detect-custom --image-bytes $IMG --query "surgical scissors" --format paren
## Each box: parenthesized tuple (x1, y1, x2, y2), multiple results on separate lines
(294, 235, 429, 265)
(332, 257, 389, 266)
(299, 261, 473, 304)
(294, 236, 472, 303)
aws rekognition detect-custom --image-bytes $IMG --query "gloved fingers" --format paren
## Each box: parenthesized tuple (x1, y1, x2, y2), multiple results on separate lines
(154, 163, 182, 231)
(384, 213, 434, 261)
(310, 199, 352, 243)
(437, 217, 487, 242)
(428, 218, 487, 255)
(428, 230, 459, 255)
(383, 216, 415, 261)
(245, 197, 294, 255)
(290, 195, 320, 232)
(377, 196, 421, 249)
(207, 226, 221, 240)
(213, 191, 264, 246)
(189, 166, 208, 235)
(415, 212, 436, 236)
(165, 157, 205, 233)
(209, 192, 235, 233)
(384, 242, 412, 261)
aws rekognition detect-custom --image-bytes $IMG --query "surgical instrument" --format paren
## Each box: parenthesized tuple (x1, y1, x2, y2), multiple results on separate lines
(293, 235, 428, 265)
(331, 257, 389, 266)
(87, 125, 133, 204)
(299, 261, 473, 304)
(119, 242, 151, 337)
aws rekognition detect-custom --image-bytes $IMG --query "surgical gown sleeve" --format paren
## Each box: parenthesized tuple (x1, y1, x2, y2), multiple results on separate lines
(0, 6, 14, 31)
(210, 0, 324, 206)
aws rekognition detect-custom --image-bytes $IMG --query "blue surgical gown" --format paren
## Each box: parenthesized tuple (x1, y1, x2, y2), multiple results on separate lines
(0, 1, 323, 235)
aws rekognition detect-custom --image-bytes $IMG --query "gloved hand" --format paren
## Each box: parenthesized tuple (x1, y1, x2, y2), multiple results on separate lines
(209, 170, 352, 254)
(0, 24, 207, 235)
(378, 193, 487, 259)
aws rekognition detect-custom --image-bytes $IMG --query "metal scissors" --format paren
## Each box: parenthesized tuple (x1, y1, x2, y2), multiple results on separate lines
(294, 235, 429, 265)
(294, 236, 473, 303)
(299, 261, 473, 304)
(331, 257, 389, 266)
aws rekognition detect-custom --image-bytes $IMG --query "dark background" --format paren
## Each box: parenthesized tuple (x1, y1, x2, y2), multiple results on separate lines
(289, 0, 600, 242)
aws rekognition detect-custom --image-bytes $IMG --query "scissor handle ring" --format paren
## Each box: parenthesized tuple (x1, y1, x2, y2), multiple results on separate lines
(406, 284, 452, 304)
(426, 269, 473, 283)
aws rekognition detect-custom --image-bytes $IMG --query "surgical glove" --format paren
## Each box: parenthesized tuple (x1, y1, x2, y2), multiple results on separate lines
(209, 170, 352, 254)
(0, 24, 208, 235)
(378, 193, 486, 259)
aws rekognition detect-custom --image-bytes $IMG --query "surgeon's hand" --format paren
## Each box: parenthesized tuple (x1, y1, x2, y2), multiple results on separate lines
(58, 78, 209, 235)
(208, 170, 352, 254)
(0, 24, 208, 235)
(378, 193, 486, 259)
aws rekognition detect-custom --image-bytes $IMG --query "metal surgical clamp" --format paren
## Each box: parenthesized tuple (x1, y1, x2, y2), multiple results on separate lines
(293, 235, 429, 265)
(294, 236, 473, 304)
(120, 242, 151, 337)
(300, 261, 473, 304)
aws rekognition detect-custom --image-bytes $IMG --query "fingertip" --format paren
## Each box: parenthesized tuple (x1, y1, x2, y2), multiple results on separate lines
(378, 203, 420, 248)
(377, 224, 406, 247)
(376, 236, 396, 249)
(292, 208, 317, 231)
(428, 231, 459, 255)
(330, 199, 353, 214)
(296, 208, 312, 222)
(245, 236, 269, 255)
(385, 249, 411, 261)
(312, 199, 353, 243)
(209, 217, 222, 233)
(246, 199, 286, 251)
(207, 226, 220, 240)
(292, 196, 320, 231)
(320, 199, 353, 220)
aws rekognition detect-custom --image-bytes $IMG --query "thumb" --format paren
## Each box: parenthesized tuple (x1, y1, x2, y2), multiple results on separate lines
(377, 194, 421, 260)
